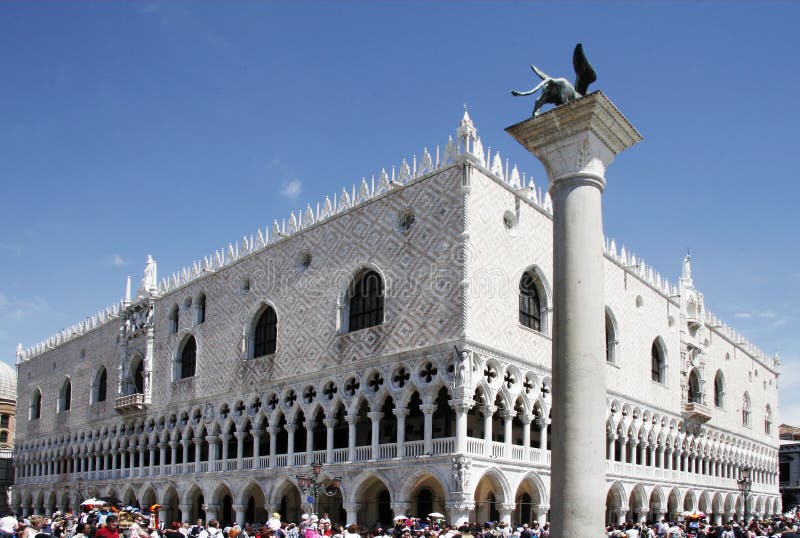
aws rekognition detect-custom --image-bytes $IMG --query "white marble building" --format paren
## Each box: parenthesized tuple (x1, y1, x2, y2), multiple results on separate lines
(13, 111, 780, 527)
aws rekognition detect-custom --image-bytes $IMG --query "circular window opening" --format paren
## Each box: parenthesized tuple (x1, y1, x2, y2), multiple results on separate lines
(297, 251, 312, 273)
(635, 295, 644, 312)
(503, 210, 517, 230)
(398, 210, 415, 233)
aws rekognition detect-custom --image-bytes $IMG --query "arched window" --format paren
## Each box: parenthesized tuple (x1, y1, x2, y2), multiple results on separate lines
(0, 432, 7, 444)
(30, 389, 42, 420)
(178, 336, 197, 379)
(742, 393, 751, 427)
(348, 270, 384, 332)
(196, 294, 206, 325)
(651, 339, 665, 383)
(93, 367, 108, 404)
(519, 271, 542, 331)
(605, 308, 618, 363)
(714, 370, 724, 408)
(765, 405, 772, 435)
(170, 304, 179, 334)
(59, 378, 72, 413)
(687, 369, 702, 404)
(253, 306, 277, 358)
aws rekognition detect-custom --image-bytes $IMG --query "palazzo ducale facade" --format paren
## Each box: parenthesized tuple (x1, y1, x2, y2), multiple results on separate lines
(14, 112, 781, 527)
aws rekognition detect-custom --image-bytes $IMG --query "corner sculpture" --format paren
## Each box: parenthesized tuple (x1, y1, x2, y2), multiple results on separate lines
(511, 43, 597, 117)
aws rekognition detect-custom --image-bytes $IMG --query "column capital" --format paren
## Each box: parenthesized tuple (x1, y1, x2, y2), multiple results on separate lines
(205, 435, 219, 444)
(518, 413, 534, 425)
(446, 501, 475, 512)
(284, 423, 297, 433)
(506, 92, 642, 186)
(500, 410, 517, 420)
(219, 433, 231, 442)
(534, 416, 548, 428)
(345, 414, 359, 425)
(367, 411, 384, 422)
(420, 404, 437, 415)
(178, 503, 192, 513)
(232, 504, 246, 512)
(535, 503, 550, 513)
(323, 418, 337, 428)
(393, 408, 410, 419)
(482, 405, 498, 418)
(499, 503, 517, 512)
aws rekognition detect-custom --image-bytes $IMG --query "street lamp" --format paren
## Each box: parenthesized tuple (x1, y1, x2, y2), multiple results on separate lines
(296, 462, 342, 516)
(737, 467, 752, 523)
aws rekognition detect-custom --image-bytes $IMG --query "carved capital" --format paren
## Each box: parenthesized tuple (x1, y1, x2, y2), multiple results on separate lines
(367, 411, 384, 422)
(420, 404, 437, 415)
(323, 418, 337, 429)
(393, 408, 410, 419)
(482, 405, 498, 418)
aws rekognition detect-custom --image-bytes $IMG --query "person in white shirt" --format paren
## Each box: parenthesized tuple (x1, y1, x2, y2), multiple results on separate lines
(0, 513, 17, 538)
(198, 520, 222, 538)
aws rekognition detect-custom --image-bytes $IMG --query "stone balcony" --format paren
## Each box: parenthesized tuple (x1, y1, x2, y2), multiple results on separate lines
(114, 393, 147, 412)
(683, 401, 712, 423)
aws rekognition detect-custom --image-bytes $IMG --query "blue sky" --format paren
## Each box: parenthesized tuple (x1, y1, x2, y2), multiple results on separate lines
(1, 2, 798, 423)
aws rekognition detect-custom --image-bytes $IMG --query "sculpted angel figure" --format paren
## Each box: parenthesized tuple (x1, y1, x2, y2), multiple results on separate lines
(511, 43, 597, 117)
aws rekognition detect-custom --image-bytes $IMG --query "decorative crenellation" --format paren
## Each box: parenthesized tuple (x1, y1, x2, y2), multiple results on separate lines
(602, 237, 777, 371)
(16, 301, 124, 363)
(152, 109, 546, 298)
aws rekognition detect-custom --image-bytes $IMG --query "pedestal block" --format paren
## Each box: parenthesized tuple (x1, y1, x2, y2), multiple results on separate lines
(507, 92, 641, 538)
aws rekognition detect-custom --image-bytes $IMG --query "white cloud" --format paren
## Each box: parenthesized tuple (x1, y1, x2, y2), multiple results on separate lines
(280, 179, 302, 198)
(110, 254, 127, 267)
(758, 310, 777, 319)
(735, 312, 752, 319)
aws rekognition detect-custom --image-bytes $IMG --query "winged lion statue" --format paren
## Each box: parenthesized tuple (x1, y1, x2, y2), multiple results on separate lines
(511, 43, 597, 117)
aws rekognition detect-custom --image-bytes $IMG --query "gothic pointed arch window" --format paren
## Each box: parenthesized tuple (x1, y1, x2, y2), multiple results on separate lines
(765, 405, 772, 435)
(519, 270, 544, 332)
(93, 367, 108, 404)
(714, 370, 725, 408)
(252, 306, 277, 358)
(59, 378, 72, 413)
(30, 388, 42, 420)
(177, 335, 197, 379)
(348, 269, 384, 332)
(687, 368, 702, 404)
(605, 308, 619, 364)
(196, 293, 206, 325)
(651, 338, 666, 383)
(124, 356, 145, 395)
(170, 304, 179, 334)
(742, 392, 751, 428)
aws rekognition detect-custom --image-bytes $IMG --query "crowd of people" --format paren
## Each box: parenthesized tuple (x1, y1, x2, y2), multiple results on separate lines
(0, 508, 799, 538)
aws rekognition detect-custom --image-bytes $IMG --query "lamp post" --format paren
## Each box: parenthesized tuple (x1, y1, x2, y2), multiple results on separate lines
(738, 467, 752, 523)
(296, 462, 342, 516)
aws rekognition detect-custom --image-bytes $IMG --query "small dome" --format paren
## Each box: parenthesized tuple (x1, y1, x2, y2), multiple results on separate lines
(0, 361, 16, 401)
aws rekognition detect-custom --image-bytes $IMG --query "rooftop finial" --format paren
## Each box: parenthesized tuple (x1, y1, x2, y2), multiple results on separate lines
(124, 275, 132, 305)
(137, 255, 158, 298)
(681, 252, 692, 281)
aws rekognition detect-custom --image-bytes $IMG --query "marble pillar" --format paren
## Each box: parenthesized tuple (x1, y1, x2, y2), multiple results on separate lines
(507, 92, 641, 538)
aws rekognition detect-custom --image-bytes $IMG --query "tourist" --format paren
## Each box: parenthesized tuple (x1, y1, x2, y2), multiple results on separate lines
(199, 520, 223, 538)
(93, 516, 120, 538)
(0, 513, 16, 538)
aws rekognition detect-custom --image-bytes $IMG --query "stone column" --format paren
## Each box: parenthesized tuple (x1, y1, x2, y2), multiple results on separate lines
(637, 508, 649, 523)
(346, 414, 358, 462)
(502, 410, 515, 458)
(287, 423, 299, 465)
(253, 428, 263, 467)
(536, 417, 548, 451)
(536, 504, 550, 527)
(323, 418, 336, 463)
(343, 502, 362, 525)
(181, 439, 191, 469)
(482, 405, 497, 454)
(607, 434, 615, 460)
(452, 400, 475, 455)
(268, 426, 278, 467)
(421, 403, 437, 455)
(620, 437, 629, 464)
(520, 413, 533, 451)
(303, 421, 315, 459)
(447, 501, 475, 528)
(236, 431, 245, 468)
(193, 437, 203, 466)
(178, 503, 192, 522)
(233, 504, 247, 526)
(507, 92, 641, 538)
(159, 443, 167, 475)
(169, 441, 178, 473)
(393, 409, 409, 458)
(204, 504, 219, 523)
(497, 503, 516, 525)
(368, 411, 383, 460)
